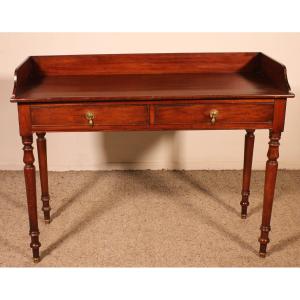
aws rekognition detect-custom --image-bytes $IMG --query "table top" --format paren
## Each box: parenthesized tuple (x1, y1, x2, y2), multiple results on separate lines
(11, 52, 294, 103)
(14, 73, 292, 102)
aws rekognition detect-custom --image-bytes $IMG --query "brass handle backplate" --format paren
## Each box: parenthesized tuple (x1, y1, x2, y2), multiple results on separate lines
(85, 112, 94, 126)
(209, 109, 218, 124)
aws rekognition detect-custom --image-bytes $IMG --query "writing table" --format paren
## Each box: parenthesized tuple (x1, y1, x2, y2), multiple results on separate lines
(11, 53, 294, 262)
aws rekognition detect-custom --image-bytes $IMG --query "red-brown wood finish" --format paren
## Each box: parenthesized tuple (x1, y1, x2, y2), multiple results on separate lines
(240, 129, 255, 218)
(22, 135, 41, 263)
(259, 131, 281, 256)
(11, 53, 294, 102)
(31, 103, 149, 128)
(153, 103, 273, 125)
(12, 73, 292, 102)
(258, 99, 286, 257)
(36, 133, 51, 223)
(11, 53, 294, 262)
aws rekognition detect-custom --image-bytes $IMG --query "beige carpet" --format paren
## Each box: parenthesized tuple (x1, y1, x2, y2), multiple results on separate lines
(0, 170, 299, 267)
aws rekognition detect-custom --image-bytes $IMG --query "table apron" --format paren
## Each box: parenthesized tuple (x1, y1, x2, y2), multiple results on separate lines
(27, 100, 276, 132)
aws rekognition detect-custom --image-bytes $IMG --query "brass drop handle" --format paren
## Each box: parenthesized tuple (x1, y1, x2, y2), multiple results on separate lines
(85, 112, 94, 126)
(209, 109, 218, 124)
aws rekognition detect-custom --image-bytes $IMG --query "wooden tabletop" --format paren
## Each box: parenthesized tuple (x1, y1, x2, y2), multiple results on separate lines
(11, 53, 294, 103)
(14, 73, 293, 102)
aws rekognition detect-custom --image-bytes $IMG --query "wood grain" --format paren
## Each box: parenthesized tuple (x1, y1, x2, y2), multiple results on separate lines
(153, 103, 273, 125)
(11, 53, 294, 102)
(31, 103, 149, 127)
(22, 135, 41, 262)
(31, 52, 259, 76)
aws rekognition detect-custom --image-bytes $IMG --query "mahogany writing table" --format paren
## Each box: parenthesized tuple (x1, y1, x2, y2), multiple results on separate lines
(11, 53, 294, 262)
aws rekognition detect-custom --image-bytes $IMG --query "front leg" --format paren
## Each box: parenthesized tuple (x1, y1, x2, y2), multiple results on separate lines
(258, 131, 281, 257)
(22, 135, 41, 262)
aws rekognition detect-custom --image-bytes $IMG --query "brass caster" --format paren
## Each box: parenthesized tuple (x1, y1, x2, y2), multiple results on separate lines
(33, 257, 40, 263)
(259, 252, 266, 258)
(44, 219, 51, 224)
(241, 214, 247, 219)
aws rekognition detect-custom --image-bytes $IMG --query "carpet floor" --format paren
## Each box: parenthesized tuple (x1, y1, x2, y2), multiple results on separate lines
(0, 170, 299, 267)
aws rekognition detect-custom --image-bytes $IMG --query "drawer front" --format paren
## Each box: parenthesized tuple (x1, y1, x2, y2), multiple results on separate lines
(31, 104, 148, 128)
(153, 103, 274, 125)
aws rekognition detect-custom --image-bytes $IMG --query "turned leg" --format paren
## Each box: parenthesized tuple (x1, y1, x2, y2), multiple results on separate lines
(22, 136, 41, 263)
(240, 129, 255, 218)
(258, 131, 281, 257)
(36, 133, 51, 223)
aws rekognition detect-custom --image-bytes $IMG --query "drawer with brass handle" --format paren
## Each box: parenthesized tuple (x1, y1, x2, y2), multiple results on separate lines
(153, 103, 274, 127)
(30, 103, 149, 130)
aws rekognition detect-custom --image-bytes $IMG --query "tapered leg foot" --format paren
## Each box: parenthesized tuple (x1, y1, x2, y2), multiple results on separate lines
(241, 213, 247, 219)
(241, 191, 250, 219)
(240, 130, 255, 219)
(33, 257, 41, 263)
(259, 251, 266, 258)
(31, 237, 41, 263)
(258, 131, 281, 257)
(258, 225, 271, 257)
(37, 133, 51, 223)
(42, 203, 51, 224)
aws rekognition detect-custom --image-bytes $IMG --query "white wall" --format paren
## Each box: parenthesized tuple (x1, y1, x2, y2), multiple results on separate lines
(0, 32, 299, 171)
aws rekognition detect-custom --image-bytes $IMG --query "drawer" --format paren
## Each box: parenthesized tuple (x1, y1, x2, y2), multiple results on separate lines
(153, 103, 274, 125)
(31, 103, 148, 128)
